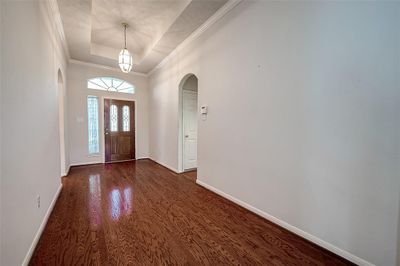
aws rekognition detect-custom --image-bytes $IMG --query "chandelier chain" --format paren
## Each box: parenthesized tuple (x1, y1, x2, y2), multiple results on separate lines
(124, 24, 127, 48)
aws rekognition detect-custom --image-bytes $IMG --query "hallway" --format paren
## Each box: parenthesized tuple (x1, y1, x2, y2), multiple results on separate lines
(30, 160, 352, 265)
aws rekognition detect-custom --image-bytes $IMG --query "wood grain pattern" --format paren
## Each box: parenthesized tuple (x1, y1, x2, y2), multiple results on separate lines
(182, 170, 197, 182)
(30, 160, 354, 266)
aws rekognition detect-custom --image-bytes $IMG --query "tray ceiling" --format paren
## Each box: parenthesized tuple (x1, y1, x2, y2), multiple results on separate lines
(57, 0, 228, 73)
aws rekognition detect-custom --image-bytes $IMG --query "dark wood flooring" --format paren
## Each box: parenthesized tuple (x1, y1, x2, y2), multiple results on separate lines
(30, 159, 353, 265)
(181, 170, 197, 182)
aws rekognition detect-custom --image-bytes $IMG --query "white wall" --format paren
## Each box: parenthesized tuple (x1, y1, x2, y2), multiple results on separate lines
(0, 0, 3, 263)
(58, 70, 69, 176)
(148, 1, 400, 265)
(398, 201, 400, 265)
(67, 62, 149, 166)
(0, 1, 68, 265)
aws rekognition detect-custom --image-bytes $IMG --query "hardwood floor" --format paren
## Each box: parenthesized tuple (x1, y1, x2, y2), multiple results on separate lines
(181, 170, 197, 182)
(30, 160, 353, 265)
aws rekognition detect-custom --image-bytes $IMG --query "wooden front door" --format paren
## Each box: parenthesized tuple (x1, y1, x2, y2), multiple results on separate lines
(104, 99, 135, 162)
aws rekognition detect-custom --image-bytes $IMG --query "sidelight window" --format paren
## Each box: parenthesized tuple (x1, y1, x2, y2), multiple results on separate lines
(87, 96, 100, 154)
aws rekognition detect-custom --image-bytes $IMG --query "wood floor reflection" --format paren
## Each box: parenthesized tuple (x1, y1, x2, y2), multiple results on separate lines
(30, 159, 353, 265)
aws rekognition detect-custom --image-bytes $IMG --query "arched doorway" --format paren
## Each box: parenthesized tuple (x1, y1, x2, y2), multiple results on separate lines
(58, 69, 67, 176)
(178, 74, 198, 172)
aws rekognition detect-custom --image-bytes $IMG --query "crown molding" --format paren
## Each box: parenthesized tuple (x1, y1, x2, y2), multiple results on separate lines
(147, 0, 243, 77)
(47, 0, 71, 60)
(69, 59, 148, 77)
(59, 0, 242, 78)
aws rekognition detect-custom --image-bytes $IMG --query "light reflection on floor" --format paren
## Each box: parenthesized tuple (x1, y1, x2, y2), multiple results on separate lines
(88, 174, 102, 228)
(110, 186, 133, 221)
(89, 173, 134, 223)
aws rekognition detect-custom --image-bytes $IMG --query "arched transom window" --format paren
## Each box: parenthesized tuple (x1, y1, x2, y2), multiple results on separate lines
(88, 77, 135, 94)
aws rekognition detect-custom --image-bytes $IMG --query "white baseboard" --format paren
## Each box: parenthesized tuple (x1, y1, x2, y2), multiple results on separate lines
(22, 183, 63, 266)
(61, 164, 70, 177)
(67, 159, 151, 170)
(69, 161, 102, 167)
(196, 179, 373, 266)
(148, 158, 181, 174)
(136, 157, 149, 160)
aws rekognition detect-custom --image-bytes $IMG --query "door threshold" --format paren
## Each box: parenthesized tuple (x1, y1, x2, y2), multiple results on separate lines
(105, 159, 136, 164)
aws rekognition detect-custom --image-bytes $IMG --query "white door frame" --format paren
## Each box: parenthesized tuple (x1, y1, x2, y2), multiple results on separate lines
(178, 73, 198, 173)
(57, 69, 67, 176)
(182, 90, 198, 170)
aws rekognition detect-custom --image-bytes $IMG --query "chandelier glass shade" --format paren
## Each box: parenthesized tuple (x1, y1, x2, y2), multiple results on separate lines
(118, 23, 133, 73)
(119, 48, 133, 73)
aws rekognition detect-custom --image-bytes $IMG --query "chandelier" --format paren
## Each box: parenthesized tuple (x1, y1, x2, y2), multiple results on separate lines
(118, 23, 133, 73)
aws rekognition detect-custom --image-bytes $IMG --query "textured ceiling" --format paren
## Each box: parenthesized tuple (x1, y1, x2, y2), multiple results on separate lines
(57, 0, 228, 73)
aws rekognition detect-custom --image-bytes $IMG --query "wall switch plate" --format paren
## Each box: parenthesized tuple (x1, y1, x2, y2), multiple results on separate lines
(200, 105, 208, 115)
(37, 195, 40, 208)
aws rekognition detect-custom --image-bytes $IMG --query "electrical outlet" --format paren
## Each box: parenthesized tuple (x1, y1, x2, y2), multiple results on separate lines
(37, 195, 40, 208)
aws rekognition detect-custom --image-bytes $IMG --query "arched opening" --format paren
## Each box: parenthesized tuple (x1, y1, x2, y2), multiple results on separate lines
(178, 74, 198, 173)
(58, 69, 67, 176)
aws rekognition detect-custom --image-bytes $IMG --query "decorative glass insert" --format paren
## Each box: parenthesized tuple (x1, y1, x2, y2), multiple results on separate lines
(110, 105, 118, 132)
(87, 96, 99, 154)
(122, 106, 130, 132)
(88, 77, 135, 94)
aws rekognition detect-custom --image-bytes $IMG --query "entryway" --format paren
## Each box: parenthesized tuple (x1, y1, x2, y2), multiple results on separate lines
(179, 74, 198, 172)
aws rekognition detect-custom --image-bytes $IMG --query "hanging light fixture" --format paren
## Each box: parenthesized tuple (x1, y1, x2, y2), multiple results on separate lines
(118, 23, 133, 73)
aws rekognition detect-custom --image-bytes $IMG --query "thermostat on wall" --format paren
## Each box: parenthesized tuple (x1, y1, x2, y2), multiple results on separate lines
(200, 105, 208, 115)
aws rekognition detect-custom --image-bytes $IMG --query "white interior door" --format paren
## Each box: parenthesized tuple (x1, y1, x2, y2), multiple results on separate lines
(183, 90, 198, 170)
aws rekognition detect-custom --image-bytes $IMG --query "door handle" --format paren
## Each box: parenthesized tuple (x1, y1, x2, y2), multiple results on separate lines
(185, 135, 189, 138)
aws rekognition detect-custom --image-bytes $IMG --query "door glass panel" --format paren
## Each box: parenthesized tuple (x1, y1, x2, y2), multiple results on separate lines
(122, 106, 130, 132)
(110, 105, 118, 132)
